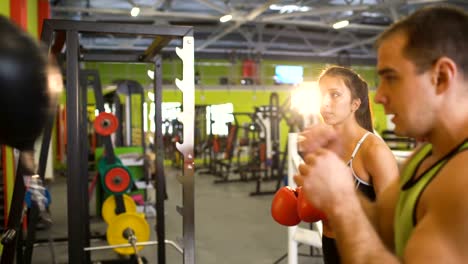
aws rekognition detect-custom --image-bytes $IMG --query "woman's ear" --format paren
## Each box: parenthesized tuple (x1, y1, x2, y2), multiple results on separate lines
(352, 98, 361, 112)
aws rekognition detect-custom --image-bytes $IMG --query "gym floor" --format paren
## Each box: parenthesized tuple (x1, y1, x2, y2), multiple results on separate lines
(33, 166, 323, 264)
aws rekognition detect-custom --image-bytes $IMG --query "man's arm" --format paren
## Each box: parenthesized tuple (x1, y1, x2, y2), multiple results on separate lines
(331, 152, 468, 264)
(331, 193, 400, 264)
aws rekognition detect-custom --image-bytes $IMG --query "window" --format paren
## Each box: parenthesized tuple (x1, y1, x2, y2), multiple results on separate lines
(206, 103, 234, 136)
(144, 102, 181, 133)
(274, 65, 304, 85)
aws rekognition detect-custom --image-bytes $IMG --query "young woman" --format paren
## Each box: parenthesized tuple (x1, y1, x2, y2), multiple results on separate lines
(316, 66, 399, 264)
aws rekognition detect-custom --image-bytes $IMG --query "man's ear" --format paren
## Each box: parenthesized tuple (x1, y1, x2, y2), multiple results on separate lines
(431, 57, 457, 94)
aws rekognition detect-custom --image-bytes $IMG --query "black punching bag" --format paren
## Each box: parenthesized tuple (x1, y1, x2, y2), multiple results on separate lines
(0, 16, 51, 151)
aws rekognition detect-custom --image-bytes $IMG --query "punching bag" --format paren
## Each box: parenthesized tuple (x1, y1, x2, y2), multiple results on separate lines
(0, 16, 53, 151)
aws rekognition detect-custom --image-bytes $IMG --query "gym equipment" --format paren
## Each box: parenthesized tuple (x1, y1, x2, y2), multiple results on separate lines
(101, 194, 137, 224)
(37, 19, 195, 264)
(104, 167, 132, 194)
(271, 186, 326, 226)
(114, 80, 146, 148)
(213, 122, 239, 182)
(98, 158, 133, 195)
(271, 186, 301, 226)
(106, 212, 150, 256)
(84, 240, 183, 253)
(94, 112, 119, 136)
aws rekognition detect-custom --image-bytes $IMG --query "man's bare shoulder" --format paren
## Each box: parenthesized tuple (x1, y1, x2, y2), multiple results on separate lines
(420, 150, 468, 219)
(406, 151, 468, 263)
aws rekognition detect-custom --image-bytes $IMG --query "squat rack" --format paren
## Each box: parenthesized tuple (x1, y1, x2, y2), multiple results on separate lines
(40, 19, 195, 264)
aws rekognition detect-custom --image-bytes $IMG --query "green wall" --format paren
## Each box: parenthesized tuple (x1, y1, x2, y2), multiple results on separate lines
(0, 1, 9, 17)
(27, 0, 38, 38)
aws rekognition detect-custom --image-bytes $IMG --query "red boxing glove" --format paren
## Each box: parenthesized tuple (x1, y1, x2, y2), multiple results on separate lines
(297, 187, 327, 223)
(271, 186, 301, 226)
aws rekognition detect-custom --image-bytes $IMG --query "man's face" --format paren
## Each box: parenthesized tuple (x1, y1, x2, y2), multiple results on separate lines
(374, 32, 436, 138)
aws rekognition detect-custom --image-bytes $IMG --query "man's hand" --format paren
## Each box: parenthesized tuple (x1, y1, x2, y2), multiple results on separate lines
(298, 124, 344, 158)
(299, 148, 355, 217)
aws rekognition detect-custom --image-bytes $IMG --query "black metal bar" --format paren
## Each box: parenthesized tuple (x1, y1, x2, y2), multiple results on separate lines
(65, 29, 86, 264)
(43, 19, 193, 37)
(38, 98, 59, 182)
(23, 205, 40, 264)
(40, 20, 54, 51)
(81, 53, 143, 62)
(0, 151, 35, 264)
(80, 71, 91, 263)
(114, 94, 124, 147)
(127, 84, 132, 146)
(153, 54, 166, 264)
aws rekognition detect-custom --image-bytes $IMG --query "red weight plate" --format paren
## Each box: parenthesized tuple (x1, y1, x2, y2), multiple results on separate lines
(94, 112, 118, 136)
(104, 167, 131, 193)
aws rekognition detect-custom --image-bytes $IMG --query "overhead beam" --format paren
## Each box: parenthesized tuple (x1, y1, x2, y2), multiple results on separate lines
(267, 19, 387, 31)
(197, 47, 376, 61)
(260, 4, 371, 22)
(195, 0, 279, 51)
(317, 35, 378, 56)
(194, 0, 229, 14)
(51, 6, 220, 20)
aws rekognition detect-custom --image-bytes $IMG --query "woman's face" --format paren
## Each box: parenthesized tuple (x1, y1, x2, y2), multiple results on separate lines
(319, 75, 360, 126)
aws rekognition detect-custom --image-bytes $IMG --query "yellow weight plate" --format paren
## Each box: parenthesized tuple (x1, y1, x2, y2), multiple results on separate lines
(101, 194, 137, 224)
(106, 212, 150, 255)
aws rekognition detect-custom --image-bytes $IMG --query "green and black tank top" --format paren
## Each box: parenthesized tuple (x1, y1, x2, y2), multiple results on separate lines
(394, 139, 468, 257)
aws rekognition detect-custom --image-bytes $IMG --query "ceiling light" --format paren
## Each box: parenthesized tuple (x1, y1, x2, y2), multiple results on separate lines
(332, 20, 349, 29)
(269, 4, 281, 10)
(130, 6, 140, 17)
(219, 14, 233, 23)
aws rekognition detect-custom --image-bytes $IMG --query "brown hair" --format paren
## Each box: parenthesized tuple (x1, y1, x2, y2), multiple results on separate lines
(376, 5, 468, 76)
(318, 66, 373, 132)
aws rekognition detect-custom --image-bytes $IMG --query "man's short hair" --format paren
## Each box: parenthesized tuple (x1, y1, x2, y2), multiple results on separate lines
(376, 5, 468, 77)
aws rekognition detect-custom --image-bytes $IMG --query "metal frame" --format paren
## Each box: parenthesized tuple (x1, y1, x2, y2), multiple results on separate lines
(40, 19, 195, 264)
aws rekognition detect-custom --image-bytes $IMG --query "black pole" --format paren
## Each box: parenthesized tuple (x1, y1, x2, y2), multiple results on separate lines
(80, 71, 91, 262)
(153, 55, 166, 263)
(66, 30, 87, 264)
(0, 151, 35, 264)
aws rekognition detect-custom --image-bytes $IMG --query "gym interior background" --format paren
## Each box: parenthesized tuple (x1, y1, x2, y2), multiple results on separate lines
(0, 1, 467, 264)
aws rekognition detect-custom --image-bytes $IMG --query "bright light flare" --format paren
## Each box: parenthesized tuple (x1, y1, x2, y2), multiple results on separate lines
(290, 82, 322, 117)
